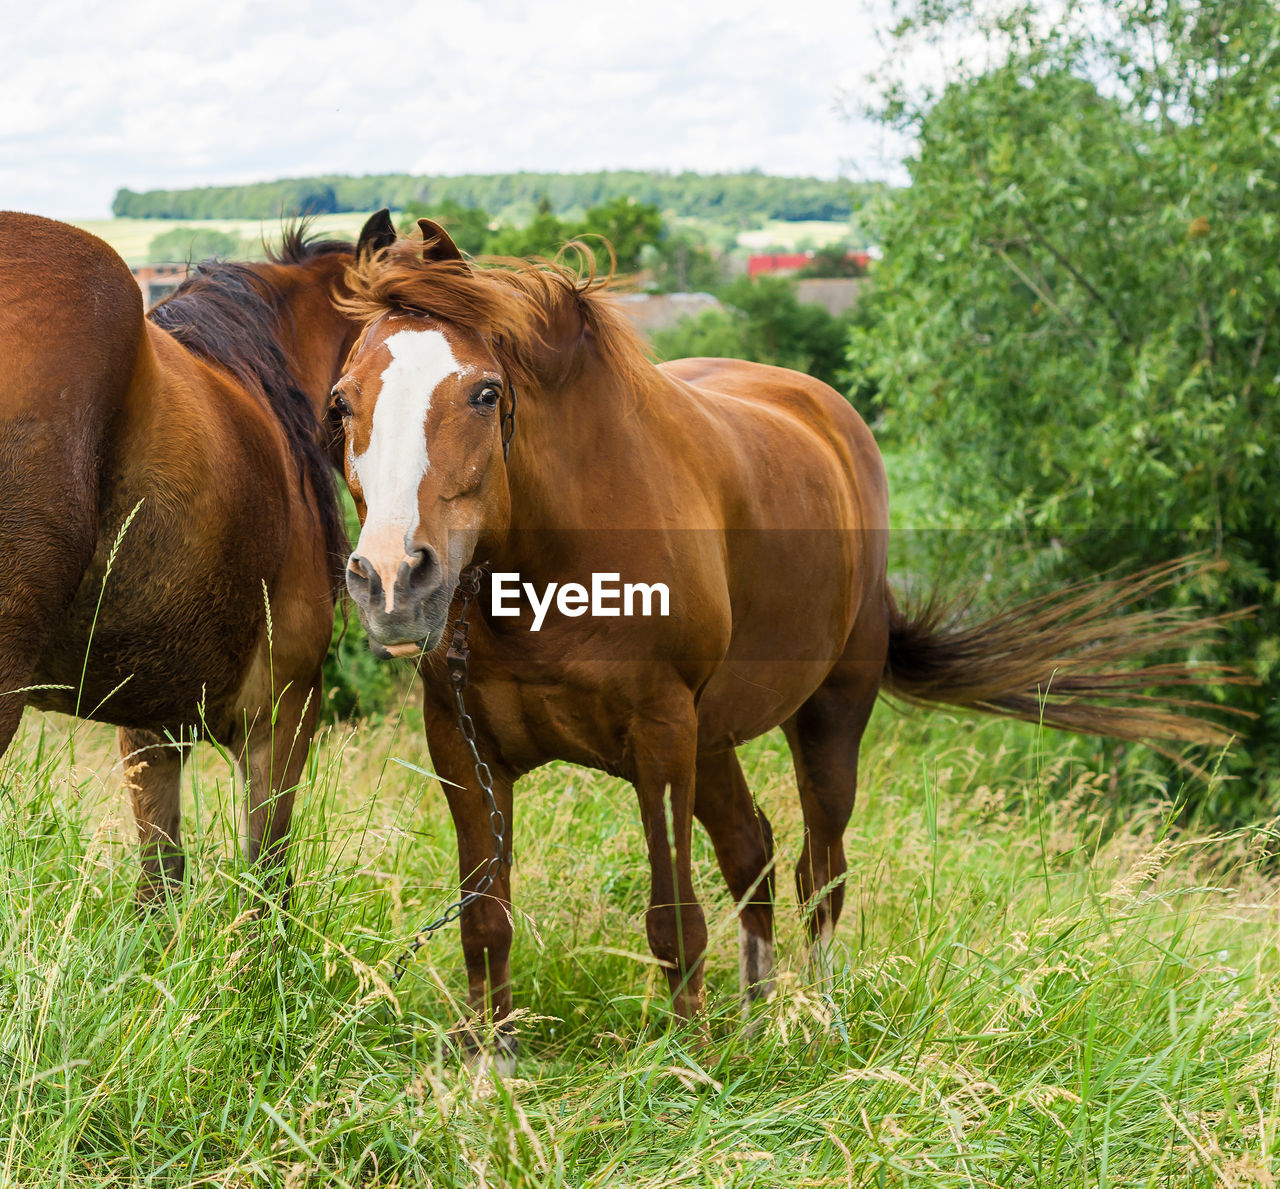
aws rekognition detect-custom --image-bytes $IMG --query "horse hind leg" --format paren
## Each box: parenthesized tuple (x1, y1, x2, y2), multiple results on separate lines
(120, 727, 191, 907)
(0, 452, 101, 763)
(0, 551, 95, 767)
(0, 649, 40, 762)
(693, 748, 776, 1015)
(232, 674, 322, 908)
(782, 621, 886, 977)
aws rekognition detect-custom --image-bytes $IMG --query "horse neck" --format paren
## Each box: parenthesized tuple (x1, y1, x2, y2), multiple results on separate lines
(493, 339, 665, 571)
(252, 256, 359, 419)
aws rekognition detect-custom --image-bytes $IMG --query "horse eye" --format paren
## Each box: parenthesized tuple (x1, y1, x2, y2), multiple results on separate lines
(332, 393, 353, 418)
(472, 386, 500, 409)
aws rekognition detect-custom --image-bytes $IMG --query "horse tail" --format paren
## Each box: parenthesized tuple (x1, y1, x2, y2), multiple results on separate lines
(881, 556, 1247, 752)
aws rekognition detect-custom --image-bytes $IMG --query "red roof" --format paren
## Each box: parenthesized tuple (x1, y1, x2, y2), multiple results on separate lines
(747, 250, 873, 279)
(748, 253, 812, 278)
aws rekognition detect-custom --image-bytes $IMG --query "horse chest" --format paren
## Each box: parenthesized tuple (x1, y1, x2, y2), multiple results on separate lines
(437, 662, 643, 777)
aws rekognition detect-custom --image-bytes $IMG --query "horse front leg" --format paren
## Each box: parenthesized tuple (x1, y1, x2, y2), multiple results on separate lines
(424, 703, 517, 1074)
(233, 674, 321, 907)
(631, 698, 706, 1020)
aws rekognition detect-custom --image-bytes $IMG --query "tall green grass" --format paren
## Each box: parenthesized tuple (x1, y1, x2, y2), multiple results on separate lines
(1, 703, 1277, 1186)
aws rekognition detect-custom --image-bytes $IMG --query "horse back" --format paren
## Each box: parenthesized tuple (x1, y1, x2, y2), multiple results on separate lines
(0, 213, 144, 417)
(658, 356, 888, 530)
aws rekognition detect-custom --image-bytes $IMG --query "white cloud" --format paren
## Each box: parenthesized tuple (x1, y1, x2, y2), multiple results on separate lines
(1, 0, 905, 217)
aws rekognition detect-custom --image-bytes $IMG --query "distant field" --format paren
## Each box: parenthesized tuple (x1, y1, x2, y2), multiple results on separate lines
(736, 220, 859, 250)
(71, 213, 859, 268)
(71, 212, 380, 267)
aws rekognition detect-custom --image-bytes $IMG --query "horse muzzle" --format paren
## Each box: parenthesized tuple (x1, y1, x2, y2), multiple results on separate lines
(366, 630, 443, 661)
(346, 548, 451, 660)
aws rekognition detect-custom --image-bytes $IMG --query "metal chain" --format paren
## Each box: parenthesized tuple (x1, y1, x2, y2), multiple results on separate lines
(500, 384, 517, 461)
(391, 564, 507, 985)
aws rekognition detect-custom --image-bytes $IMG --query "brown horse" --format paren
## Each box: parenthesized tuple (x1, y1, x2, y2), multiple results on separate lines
(333, 217, 1234, 1064)
(0, 210, 391, 902)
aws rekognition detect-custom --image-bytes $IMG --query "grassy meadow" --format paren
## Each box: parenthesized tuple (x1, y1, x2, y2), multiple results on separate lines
(735, 221, 863, 251)
(69, 215, 856, 269)
(69, 215, 382, 268)
(3, 682, 1279, 1186)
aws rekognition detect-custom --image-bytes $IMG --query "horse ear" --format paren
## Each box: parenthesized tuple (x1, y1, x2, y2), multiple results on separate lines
(356, 209, 398, 261)
(418, 219, 465, 264)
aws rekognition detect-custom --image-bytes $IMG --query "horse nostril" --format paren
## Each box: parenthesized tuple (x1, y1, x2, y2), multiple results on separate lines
(347, 554, 373, 584)
(346, 554, 384, 606)
(405, 546, 441, 596)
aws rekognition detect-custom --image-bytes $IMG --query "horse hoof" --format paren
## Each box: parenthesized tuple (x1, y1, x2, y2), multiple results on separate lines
(448, 1019, 518, 1078)
(134, 866, 184, 913)
(243, 869, 293, 920)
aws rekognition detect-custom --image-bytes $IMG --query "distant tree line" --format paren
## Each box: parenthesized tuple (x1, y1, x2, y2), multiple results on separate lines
(405, 196, 724, 293)
(113, 170, 882, 225)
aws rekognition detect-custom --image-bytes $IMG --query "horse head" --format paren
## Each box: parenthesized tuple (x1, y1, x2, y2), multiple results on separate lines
(332, 221, 515, 658)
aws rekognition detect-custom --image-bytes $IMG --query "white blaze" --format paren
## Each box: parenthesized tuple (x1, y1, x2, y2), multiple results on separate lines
(352, 328, 459, 610)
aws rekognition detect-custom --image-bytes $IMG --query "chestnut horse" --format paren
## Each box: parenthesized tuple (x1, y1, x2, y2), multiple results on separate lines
(334, 217, 1233, 1064)
(0, 210, 387, 901)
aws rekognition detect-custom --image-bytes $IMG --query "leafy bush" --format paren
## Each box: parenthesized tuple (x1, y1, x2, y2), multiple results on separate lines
(853, 0, 1280, 811)
(147, 226, 242, 263)
(652, 275, 857, 394)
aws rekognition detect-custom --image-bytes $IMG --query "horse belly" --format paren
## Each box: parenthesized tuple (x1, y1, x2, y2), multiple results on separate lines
(31, 581, 265, 731)
(695, 660, 840, 749)
(29, 501, 279, 732)
(694, 530, 871, 748)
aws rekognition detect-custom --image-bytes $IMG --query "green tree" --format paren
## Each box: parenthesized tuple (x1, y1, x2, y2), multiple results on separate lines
(485, 195, 569, 258)
(854, 0, 1280, 808)
(797, 244, 867, 278)
(643, 227, 723, 293)
(403, 198, 493, 256)
(576, 196, 663, 272)
(147, 226, 242, 263)
(653, 275, 855, 394)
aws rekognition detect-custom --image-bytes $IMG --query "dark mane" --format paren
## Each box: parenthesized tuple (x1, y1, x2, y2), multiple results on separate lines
(149, 234, 351, 588)
(339, 238, 657, 397)
(270, 223, 355, 266)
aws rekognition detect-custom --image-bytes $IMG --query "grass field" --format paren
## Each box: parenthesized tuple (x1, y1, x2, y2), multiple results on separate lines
(69, 215, 859, 269)
(735, 221, 863, 251)
(3, 684, 1277, 1186)
(70, 215, 382, 268)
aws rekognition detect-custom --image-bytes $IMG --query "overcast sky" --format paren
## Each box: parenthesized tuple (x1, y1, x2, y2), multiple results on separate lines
(1, 0, 912, 219)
